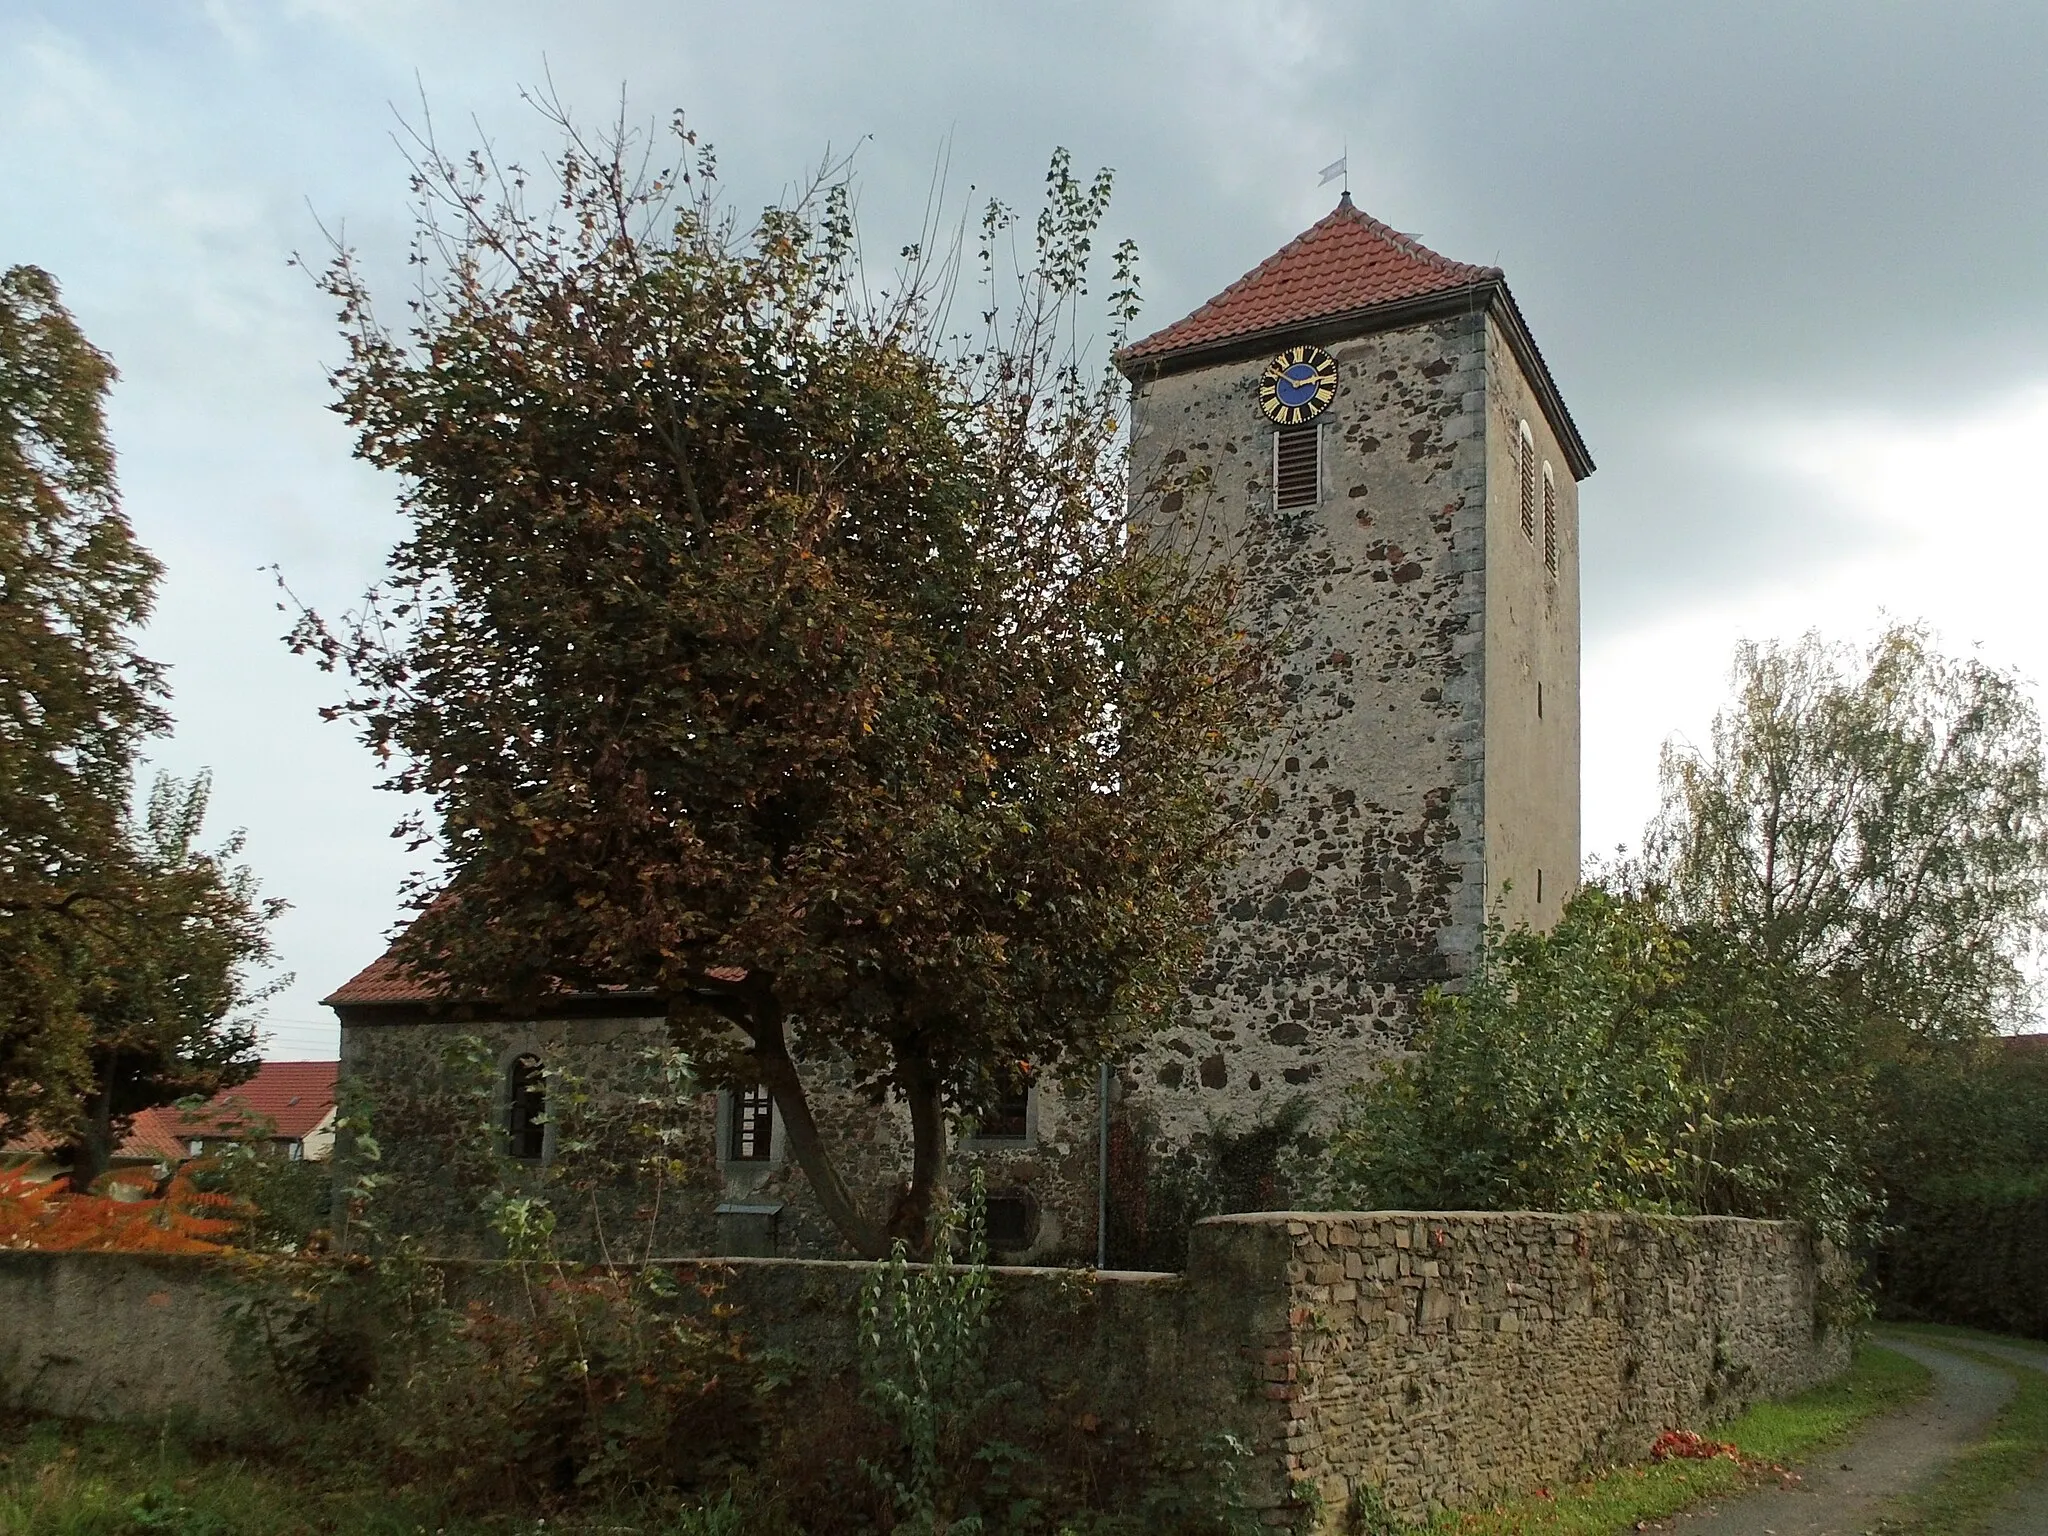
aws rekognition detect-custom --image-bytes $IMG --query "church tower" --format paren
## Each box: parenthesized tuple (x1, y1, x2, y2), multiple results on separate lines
(1116, 196, 1592, 1142)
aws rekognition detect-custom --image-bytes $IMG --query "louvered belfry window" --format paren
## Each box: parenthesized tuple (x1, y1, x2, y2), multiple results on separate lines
(1274, 424, 1320, 510)
(1542, 464, 1559, 575)
(1518, 422, 1537, 541)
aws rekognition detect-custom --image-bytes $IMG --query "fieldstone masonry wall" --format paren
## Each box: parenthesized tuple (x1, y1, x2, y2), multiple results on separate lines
(1126, 315, 1497, 1144)
(0, 1211, 1841, 1528)
(1201, 1211, 1848, 1522)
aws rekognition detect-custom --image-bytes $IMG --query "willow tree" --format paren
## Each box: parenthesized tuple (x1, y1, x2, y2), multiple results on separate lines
(297, 111, 1266, 1256)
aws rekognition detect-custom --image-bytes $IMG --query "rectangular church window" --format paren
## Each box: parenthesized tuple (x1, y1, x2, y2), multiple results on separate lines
(1274, 424, 1320, 510)
(730, 1085, 774, 1162)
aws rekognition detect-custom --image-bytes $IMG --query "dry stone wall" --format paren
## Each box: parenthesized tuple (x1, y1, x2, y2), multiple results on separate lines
(0, 1211, 1841, 1529)
(1195, 1211, 1849, 1523)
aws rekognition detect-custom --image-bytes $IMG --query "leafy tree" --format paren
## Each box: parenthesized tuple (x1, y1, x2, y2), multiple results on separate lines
(62, 772, 283, 1189)
(1326, 886, 1701, 1215)
(294, 109, 1265, 1256)
(1323, 886, 1879, 1241)
(1650, 624, 2048, 1048)
(0, 266, 282, 1185)
(0, 265, 167, 1133)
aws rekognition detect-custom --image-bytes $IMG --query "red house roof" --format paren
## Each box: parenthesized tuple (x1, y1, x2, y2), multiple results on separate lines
(324, 951, 442, 1007)
(177, 1061, 338, 1142)
(1120, 195, 1499, 365)
(2, 1061, 337, 1165)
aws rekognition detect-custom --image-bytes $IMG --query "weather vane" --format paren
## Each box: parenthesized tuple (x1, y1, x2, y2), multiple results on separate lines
(1319, 145, 1349, 198)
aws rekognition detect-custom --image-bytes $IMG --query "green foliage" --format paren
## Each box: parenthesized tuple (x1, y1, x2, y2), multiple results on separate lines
(289, 102, 1268, 1256)
(0, 265, 283, 1189)
(858, 1174, 1011, 1533)
(1112, 1098, 1318, 1271)
(1327, 887, 1707, 1217)
(1651, 624, 2048, 1048)
(189, 1140, 334, 1253)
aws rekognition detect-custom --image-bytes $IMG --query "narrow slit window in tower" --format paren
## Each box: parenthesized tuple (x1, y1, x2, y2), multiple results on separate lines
(1518, 422, 1537, 542)
(1274, 424, 1320, 510)
(1542, 462, 1558, 575)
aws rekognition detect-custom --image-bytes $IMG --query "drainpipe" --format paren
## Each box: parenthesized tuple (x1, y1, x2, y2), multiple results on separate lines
(1096, 1060, 1111, 1270)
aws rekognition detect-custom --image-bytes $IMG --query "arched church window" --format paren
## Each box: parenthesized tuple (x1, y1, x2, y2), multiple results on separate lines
(1518, 421, 1537, 542)
(1542, 461, 1558, 575)
(507, 1053, 546, 1162)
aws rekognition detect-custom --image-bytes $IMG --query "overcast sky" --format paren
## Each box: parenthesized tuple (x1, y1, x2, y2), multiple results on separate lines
(6, 2, 2047, 1057)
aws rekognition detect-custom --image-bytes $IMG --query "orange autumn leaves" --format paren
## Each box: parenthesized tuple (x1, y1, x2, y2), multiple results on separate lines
(0, 1167, 238, 1253)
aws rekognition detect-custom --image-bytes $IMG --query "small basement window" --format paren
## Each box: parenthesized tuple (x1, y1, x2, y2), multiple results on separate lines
(1274, 424, 1320, 510)
(729, 1085, 774, 1162)
(507, 1053, 546, 1162)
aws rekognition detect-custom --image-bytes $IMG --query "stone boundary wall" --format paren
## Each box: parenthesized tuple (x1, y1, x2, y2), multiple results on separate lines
(1204, 1212, 1850, 1521)
(0, 1211, 1845, 1528)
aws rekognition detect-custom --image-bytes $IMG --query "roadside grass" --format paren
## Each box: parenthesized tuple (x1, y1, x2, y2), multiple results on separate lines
(1869, 1324, 2048, 1535)
(0, 1413, 506, 1536)
(1414, 1342, 1932, 1536)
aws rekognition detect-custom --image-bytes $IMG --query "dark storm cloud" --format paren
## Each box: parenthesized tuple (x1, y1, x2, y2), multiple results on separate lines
(7, 0, 2046, 1044)
(340, 0, 2048, 631)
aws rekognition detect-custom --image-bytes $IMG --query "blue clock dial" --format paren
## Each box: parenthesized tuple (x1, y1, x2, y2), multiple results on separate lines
(1257, 346, 1339, 426)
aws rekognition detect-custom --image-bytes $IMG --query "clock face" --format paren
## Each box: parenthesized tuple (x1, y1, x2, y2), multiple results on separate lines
(1257, 345, 1339, 426)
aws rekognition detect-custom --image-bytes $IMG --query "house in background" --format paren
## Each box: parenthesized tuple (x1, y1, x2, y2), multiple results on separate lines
(2, 1060, 339, 1178)
(166, 1060, 339, 1162)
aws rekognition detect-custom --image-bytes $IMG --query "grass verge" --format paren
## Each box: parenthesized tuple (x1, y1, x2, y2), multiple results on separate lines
(1401, 1342, 1932, 1536)
(1868, 1325, 2048, 1535)
(0, 1412, 609, 1536)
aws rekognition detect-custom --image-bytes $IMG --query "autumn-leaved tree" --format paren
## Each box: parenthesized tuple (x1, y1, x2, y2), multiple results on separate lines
(0, 266, 283, 1187)
(295, 109, 1266, 1256)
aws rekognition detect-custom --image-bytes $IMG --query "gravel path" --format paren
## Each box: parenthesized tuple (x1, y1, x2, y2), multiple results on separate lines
(1641, 1335, 2015, 1536)
(1968, 1334, 2048, 1536)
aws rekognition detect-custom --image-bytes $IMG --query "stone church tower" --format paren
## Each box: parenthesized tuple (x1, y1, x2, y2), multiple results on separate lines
(1114, 195, 1592, 1145)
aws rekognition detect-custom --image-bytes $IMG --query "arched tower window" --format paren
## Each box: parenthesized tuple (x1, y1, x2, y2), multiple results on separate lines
(506, 1053, 546, 1162)
(1542, 461, 1558, 576)
(1518, 421, 1537, 542)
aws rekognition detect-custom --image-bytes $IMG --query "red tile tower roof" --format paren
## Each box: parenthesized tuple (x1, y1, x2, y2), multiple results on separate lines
(1119, 195, 1593, 480)
(1121, 195, 1500, 365)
